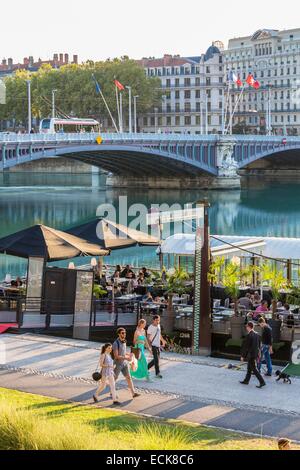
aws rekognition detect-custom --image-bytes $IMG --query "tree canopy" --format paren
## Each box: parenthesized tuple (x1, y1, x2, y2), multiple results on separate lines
(0, 58, 162, 128)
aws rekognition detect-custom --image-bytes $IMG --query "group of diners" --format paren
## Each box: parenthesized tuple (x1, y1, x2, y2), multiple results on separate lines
(237, 292, 297, 326)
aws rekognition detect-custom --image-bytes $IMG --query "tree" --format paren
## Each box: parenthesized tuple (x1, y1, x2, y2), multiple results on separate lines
(0, 58, 162, 129)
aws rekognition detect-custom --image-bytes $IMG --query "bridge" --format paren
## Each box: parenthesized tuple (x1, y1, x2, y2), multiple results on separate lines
(1, 133, 300, 187)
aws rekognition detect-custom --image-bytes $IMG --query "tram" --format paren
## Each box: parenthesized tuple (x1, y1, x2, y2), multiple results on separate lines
(39, 118, 100, 134)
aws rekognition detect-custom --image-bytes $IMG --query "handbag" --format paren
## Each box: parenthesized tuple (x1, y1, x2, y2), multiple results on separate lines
(92, 371, 102, 382)
(131, 346, 141, 360)
(130, 355, 138, 372)
(92, 354, 104, 381)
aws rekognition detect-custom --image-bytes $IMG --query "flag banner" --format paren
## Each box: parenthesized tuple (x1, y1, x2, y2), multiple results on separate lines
(246, 74, 255, 87)
(114, 79, 125, 91)
(92, 74, 101, 94)
(228, 71, 243, 87)
(253, 80, 260, 89)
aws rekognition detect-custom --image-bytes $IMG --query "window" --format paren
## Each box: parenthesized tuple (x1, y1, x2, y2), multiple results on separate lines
(143, 117, 148, 126)
(185, 116, 191, 125)
(206, 66, 210, 74)
(206, 77, 211, 85)
(196, 102, 201, 112)
(195, 77, 200, 86)
(184, 78, 191, 86)
(195, 90, 201, 98)
(175, 103, 180, 112)
(166, 116, 172, 126)
(185, 102, 191, 112)
(166, 79, 171, 87)
(184, 90, 191, 99)
(175, 78, 180, 87)
(150, 117, 155, 126)
(175, 116, 180, 126)
(196, 116, 201, 125)
(175, 90, 180, 99)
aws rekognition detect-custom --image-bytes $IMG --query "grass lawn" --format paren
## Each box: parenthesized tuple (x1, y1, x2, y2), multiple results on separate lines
(0, 387, 298, 450)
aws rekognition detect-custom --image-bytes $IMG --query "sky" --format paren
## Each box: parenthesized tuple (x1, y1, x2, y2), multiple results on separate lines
(1, 0, 300, 63)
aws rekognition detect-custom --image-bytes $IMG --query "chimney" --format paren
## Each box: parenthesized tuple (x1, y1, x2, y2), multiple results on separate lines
(64, 53, 69, 64)
(8, 58, 13, 69)
(73, 54, 78, 64)
(59, 53, 64, 62)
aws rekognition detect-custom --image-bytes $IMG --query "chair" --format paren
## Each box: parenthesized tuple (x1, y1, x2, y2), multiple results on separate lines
(224, 298, 230, 309)
(213, 299, 221, 308)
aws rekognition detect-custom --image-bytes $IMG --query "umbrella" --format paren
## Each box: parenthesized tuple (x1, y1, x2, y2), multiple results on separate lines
(0, 224, 109, 261)
(67, 218, 160, 250)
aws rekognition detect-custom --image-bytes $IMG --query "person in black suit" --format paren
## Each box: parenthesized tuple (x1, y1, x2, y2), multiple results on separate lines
(240, 322, 266, 388)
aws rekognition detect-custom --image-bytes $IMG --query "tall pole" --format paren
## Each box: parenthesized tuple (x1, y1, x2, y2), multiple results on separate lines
(27, 80, 32, 134)
(200, 102, 203, 135)
(52, 89, 57, 119)
(126, 86, 132, 133)
(115, 86, 121, 132)
(119, 92, 123, 133)
(205, 93, 208, 135)
(133, 95, 139, 133)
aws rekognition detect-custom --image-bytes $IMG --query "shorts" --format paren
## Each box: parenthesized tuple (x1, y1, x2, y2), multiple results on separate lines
(114, 363, 130, 380)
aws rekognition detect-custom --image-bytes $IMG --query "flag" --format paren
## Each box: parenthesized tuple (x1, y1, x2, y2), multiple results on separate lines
(92, 74, 101, 94)
(228, 71, 243, 87)
(253, 80, 260, 89)
(246, 74, 256, 87)
(114, 79, 125, 91)
(236, 74, 243, 87)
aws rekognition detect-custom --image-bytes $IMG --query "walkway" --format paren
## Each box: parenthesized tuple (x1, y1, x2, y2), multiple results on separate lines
(1, 333, 300, 441)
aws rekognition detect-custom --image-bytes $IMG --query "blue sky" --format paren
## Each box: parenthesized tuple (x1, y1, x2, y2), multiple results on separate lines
(1, 0, 299, 62)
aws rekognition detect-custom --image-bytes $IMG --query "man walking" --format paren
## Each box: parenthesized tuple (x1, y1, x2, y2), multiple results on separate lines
(257, 317, 273, 377)
(113, 328, 140, 398)
(240, 322, 266, 388)
(147, 315, 166, 379)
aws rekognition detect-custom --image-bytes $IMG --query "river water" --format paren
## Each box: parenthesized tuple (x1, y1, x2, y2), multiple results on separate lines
(1, 172, 300, 279)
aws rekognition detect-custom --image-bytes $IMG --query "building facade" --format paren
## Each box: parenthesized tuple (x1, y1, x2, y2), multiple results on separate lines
(224, 29, 300, 135)
(138, 44, 225, 134)
(0, 53, 78, 78)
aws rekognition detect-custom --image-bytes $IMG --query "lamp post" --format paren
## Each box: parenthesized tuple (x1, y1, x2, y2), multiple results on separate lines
(266, 84, 272, 136)
(52, 89, 57, 119)
(26, 80, 32, 133)
(154, 107, 158, 133)
(133, 95, 139, 133)
(126, 86, 132, 133)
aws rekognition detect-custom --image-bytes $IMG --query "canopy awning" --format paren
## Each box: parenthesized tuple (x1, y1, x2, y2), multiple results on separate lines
(67, 218, 160, 250)
(0, 224, 109, 262)
(158, 234, 269, 258)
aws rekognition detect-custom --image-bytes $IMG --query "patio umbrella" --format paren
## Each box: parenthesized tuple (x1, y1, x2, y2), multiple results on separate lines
(67, 218, 160, 250)
(0, 224, 109, 262)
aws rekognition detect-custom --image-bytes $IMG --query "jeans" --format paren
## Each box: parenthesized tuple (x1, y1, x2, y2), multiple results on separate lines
(258, 345, 273, 375)
(148, 346, 160, 375)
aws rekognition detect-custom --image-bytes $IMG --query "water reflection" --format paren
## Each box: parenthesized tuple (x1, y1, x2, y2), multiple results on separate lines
(1, 173, 300, 278)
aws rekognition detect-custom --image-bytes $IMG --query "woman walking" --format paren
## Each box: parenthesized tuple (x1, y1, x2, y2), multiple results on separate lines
(131, 319, 152, 382)
(93, 343, 120, 405)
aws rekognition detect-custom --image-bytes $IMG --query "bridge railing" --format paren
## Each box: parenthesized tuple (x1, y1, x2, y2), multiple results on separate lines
(1, 132, 299, 145)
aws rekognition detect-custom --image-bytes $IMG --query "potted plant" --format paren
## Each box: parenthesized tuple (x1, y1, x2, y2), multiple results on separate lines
(261, 262, 289, 342)
(163, 268, 190, 333)
(93, 285, 108, 300)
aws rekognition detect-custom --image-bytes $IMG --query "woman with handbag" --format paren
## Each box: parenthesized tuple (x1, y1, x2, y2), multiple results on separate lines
(93, 343, 120, 405)
(130, 319, 152, 382)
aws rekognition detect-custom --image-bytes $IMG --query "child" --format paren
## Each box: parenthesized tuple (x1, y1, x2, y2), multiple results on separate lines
(93, 343, 120, 405)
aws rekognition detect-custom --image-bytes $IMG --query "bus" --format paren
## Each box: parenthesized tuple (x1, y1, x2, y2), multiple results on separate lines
(39, 118, 100, 134)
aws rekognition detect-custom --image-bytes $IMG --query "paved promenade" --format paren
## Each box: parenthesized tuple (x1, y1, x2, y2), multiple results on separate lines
(1, 333, 300, 440)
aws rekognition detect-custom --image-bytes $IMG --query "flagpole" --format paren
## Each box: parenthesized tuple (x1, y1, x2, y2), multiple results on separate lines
(226, 83, 245, 135)
(92, 74, 119, 133)
(119, 92, 123, 133)
(115, 86, 121, 132)
(223, 80, 230, 135)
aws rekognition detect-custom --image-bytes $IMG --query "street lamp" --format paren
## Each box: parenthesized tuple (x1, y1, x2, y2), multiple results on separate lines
(52, 89, 57, 119)
(133, 95, 139, 133)
(154, 107, 158, 133)
(125, 86, 132, 133)
(26, 80, 32, 133)
(265, 84, 273, 136)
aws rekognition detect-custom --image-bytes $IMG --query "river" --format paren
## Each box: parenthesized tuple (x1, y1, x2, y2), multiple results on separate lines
(0, 172, 300, 279)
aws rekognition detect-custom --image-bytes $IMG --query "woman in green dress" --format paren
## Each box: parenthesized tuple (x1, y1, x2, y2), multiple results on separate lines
(131, 319, 152, 381)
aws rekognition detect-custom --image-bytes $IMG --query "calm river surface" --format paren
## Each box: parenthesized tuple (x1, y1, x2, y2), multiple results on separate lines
(0, 172, 300, 279)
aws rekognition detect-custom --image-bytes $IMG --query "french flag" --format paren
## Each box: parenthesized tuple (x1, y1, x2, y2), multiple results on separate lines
(228, 71, 243, 87)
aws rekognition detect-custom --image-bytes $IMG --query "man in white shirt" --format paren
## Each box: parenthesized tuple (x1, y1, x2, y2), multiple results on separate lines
(147, 315, 166, 379)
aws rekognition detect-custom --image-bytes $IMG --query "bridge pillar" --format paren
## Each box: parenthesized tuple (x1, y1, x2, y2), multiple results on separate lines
(215, 136, 241, 188)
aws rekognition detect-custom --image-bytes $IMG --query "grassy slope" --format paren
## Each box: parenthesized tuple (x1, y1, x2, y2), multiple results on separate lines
(0, 387, 297, 450)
